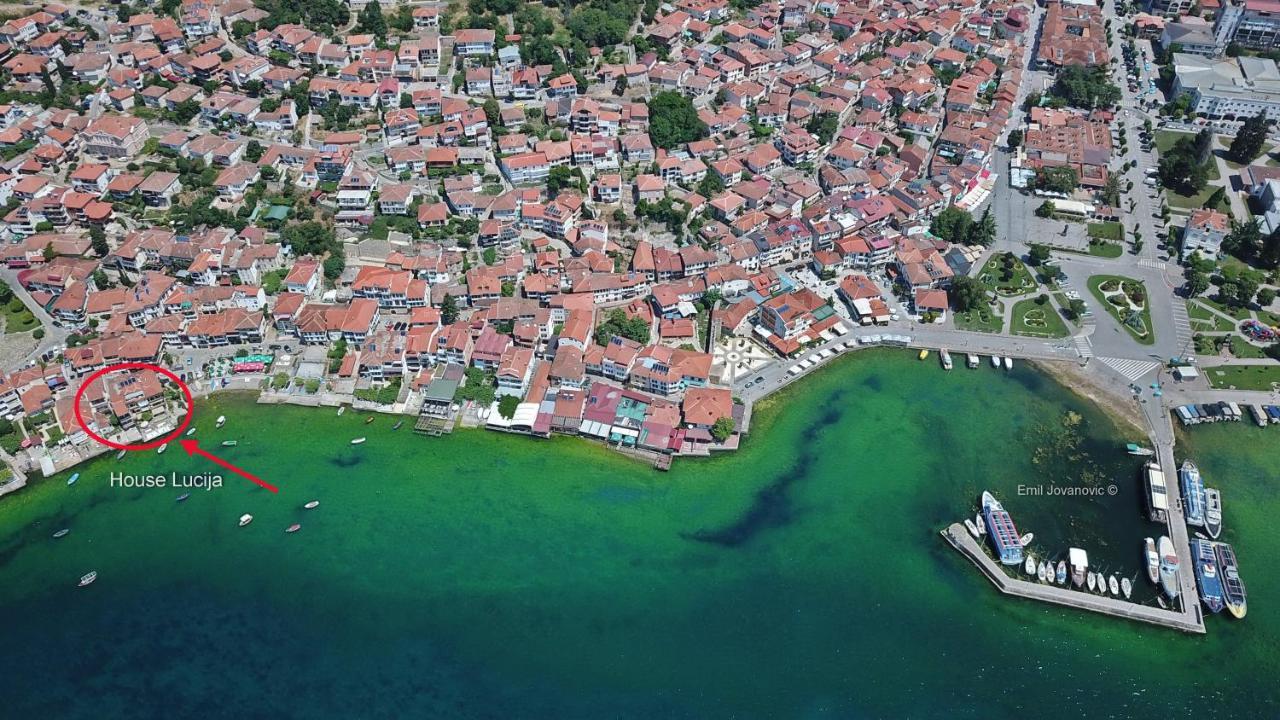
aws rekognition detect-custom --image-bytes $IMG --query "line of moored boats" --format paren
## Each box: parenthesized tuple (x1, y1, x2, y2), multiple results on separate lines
(923, 348, 1014, 371)
(1175, 401, 1280, 428)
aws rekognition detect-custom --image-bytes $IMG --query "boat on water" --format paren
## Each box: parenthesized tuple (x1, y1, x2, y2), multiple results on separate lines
(1144, 461, 1169, 523)
(285, 524, 301, 534)
(364, 416, 374, 424)
(1087, 572, 1097, 592)
(53, 528, 69, 538)
(215, 416, 226, 428)
(1158, 535, 1180, 599)
(157, 443, 168, 455)
(1108, 575, 1119, 596)
(1189, 539, 1225, 614)
(918, 349, 930, 360)
(1179, 460, 1206, 527)
(67, 473, 79, 486)
(304, 500, 320, 510)
(1204, 488, 1223, 539)
(176, 493, 190, 503)
(1121, 578, 1132, 599)
(1056, 560, 1067, 585)
(115, 450, 126, 460)
(337, 406, 346, 416)
(185, 428, 197, 436)
(1145, 538, 1160, 584)
(392, 420, 404, 430)
(974, 512, 985, 536)
(351, 437, 367, 445)
(1214, 542, 1247, 619)
(964, 518, 980, 538)
(990, 355, 1000, 368)
(1019, 533, 1034, 546)
(940, 349, 953, 370)
(1003, 357, 1013, 370)
(981, 491, 1024, 566)
(1025, 555, 1036, 575)
(1069, 548, 1088, 588)
(1125, 443, 1155, 456)
(1037, 561, 1048, 582)
(78, 571, 97, 588)
(239, 514, 253, 527)
(221, 440, 238, 447)
(967, 353, 979, 369)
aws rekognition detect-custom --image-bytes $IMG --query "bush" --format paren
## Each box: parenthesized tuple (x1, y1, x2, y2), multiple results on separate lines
(32, 328, 44, 339)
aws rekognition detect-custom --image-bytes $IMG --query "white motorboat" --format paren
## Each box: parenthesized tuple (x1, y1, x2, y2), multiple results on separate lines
(1108, 575, 1119, 596)
(990, 355, 1000, 368)
(337, 406, 346, 416)
(1024, 555, 1036, 575)
(78, 571, 97, 587)
(967, 353, 979, 369)
(1019, 533, 1034, 546)
(239, 514, 253, 527)
(1037, 561, 1048, 582)
(157, 443, 167, 455)
(304, 500, 320, 510)
(1087, 572, 1097, 592)
(1003, 357, 1013, 371)
(974, 512, 985, 536)
(215, 415, 226, 428)
(964, 519, 980, 538)
(351, 437, 366, 445)
(1121, 577, 1133, 599)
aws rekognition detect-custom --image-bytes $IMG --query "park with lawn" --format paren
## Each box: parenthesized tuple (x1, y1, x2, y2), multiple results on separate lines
(0, 283, 40, 335)
(1205, 364, 1280, 390)
(1089, 274, 1154, 344)
(977, 252, 1036, 296)
(1010, 296, 1070, 338)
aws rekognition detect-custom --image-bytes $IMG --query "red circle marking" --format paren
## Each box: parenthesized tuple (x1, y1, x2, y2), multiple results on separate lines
(72, 362, 194, 451)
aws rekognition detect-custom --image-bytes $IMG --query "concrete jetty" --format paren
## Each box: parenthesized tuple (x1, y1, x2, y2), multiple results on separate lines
(943, 523, 1205, 634)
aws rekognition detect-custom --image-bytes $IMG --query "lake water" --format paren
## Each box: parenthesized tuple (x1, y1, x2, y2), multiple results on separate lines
(0, 350, 1273, 718)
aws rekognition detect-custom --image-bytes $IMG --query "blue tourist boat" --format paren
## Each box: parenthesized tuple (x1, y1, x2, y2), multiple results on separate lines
(981, 491, 1023, 566)
(1214, 542, 1247, 620)
(1180, 460, 1206, 527)
(1189, 539, 1224, 614)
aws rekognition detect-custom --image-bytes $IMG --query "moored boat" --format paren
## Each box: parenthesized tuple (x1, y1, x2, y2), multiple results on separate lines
(1019, 533, 1034, 546)
(1056, 560, 1066, 585)
(974, 512, 985, 535)
(392, 420, 404, 430)
(1158, 535, 1180, 599)
(964, 518, 980, 538)
(1003, 357, 1013, 370)
(285, 524, 301, 534)
(176, 493, 190, 502)
(1214, 542, 1247, 619)
(304, 500, 320, 510)
(1145, 537, 1159, 585)
(337, 406, 346, 416)
(1108, 575, 1119, 596)
(1025, 555, 1036, 575)
(1087, 572, 1097, 592)
(981, 491, 1023, 566)
(185, 427, 196, 436)
(1037, 561, 1047, 582)
(1121, 578, 1132, 599)
(1189, 539, 1225, 614)
(940, 349, 953, 370)
(918, 349, 929, 361)
(967, 353, 979, 369)
(239, 514, 253, 527)
(364, 416, 374, 424)
(1125, 443, 1155, 456)
(157, 443, 168, 455)
(53, 528, 69, 538)
(1204, 488, 1223, 539)
(1144, 461, 1169, 523)
(67, 473, 79, 486)
(78, 571, 97, 588)
(221, 440, 238, 447)
(990, 355, 1000, 368)
(115, 450, 126, 460)
(351, 437, 367, 445)
(1069, 548, 1088, 587)
(1179, 460, 1206, 527)
(215, 416, 226, 428)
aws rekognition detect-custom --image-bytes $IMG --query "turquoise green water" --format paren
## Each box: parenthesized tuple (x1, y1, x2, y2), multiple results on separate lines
(0, 350, 1274, 718)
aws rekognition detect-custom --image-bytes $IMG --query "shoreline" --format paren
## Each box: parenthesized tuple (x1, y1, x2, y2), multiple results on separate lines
(1028, 359, 1148, 437)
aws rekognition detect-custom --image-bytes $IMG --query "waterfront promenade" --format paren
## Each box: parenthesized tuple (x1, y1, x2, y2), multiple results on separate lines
(942, 523, 1205, 634)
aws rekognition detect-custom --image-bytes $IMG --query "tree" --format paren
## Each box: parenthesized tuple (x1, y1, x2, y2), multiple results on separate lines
(1229, 110, 1270, 164)
(1222, 219, 1263, 261)
(648, 91, 708, 149)
(949, 275, 987, 312)
(1028, 243, 1052, 266)
(929, 206, 973, 244)
(594, 308, 650, 346)
(1035, 200, 1057, 218)
(967, 207, 997, 246)
(1007, 128, 1023, 149)
(89, 225, 109, 257)
(1185, 268, 1211, 297)
(710, 417, 735, 442)
(43, 242, 55, 262)
(482, 98, 500, 126)
(1159, 133, 1211, 195)
(1049, 64, 1121, 109)
(696, 172, 725, 198)
(1035, 166, 1079, 194)
(566, 6, 630, 46)
(1257, 287, 1277, 307)
(805, 112, 839, 144)
(440, 294, 459, 324)
(322, 252, 344, 280)
(356, 0, 387, 38)
(497, 394, 520, 419)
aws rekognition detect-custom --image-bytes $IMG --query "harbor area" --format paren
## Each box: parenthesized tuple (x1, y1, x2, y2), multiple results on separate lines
(942, 523, 1205, 634)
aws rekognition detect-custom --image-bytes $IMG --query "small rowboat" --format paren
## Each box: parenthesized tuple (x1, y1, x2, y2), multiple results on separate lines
(392, 420, 404, 430)
(176, 493, 190, 503)
(67, 473, 80, 486)
(364, 416, 374, 424)
(351, 437, 366, 445)
(53, 528, 70, 538)
(304, 500, 320, 510)
(285, 524, 301, 534)
(157, 443, 168, 455)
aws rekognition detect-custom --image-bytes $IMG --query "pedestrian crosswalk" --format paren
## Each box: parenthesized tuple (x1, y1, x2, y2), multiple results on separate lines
(1137, 258, 1166, 270)
(1098, 357, 1160, 383)
(1073, 333, 1094, 359)
(1171, 298, 1194, 351)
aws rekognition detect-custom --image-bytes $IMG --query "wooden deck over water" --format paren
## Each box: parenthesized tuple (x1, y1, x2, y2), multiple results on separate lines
(942, 523, 1205, 634)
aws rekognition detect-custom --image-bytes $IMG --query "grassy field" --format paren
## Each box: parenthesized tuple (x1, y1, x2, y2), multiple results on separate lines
(1188, 301, 1237, 332)
(1009, 297, 1071, 338)
(1230, 336, 1270, 359)
(1087, 222, 1124, 242)
(1198, 296, 1252, 321)
(1088, 274, 1154, 345)
(977, 253, 1037, 296)
(1206, 364, 1280, 390)
(1087, 240, 1124, 258)
(1154, 130, 1225, 211)
(1, 295, 39, 335)
(954, 306, 1004, 334)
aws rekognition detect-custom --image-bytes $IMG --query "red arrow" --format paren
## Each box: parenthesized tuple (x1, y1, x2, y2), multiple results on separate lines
(179, 439, 279, 493)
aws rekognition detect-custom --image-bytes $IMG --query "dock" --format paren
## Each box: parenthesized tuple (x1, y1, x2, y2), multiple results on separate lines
(942, 523, 1205, 634)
